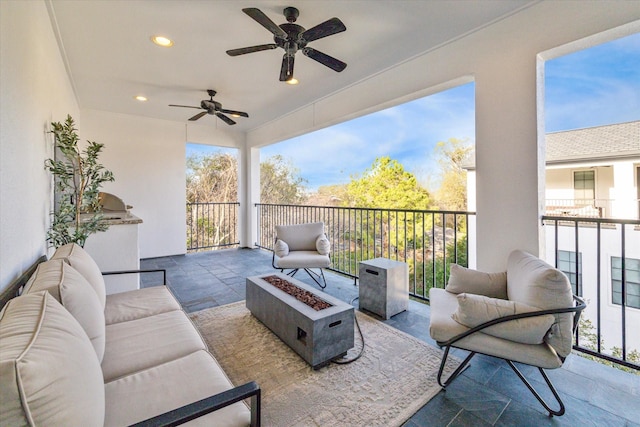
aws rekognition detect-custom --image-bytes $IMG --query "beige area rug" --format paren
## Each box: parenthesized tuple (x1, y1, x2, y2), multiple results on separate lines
(190, 301, 459, 427)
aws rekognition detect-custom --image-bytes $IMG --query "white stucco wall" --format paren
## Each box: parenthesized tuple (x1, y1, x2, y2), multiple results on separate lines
(0, 0, 79, 291)
(80, 109, 245, 259)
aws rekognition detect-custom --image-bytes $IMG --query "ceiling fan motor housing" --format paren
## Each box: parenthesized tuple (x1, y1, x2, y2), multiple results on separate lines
(283, 6, 299, 22)
(275, 23, 305, 52)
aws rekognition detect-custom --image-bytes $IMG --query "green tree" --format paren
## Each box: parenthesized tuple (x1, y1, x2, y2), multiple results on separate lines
(45, 115, 114, 247)
(433, 138, 472, 211)
(260, 155, 308, 204)
(345, 157, 430, 210)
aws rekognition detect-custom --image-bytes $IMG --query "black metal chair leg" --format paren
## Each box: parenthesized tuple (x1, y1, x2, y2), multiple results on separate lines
(436, 346, 476, 388)
(506, 361, 565, 417)
(303, 268, 327, 289)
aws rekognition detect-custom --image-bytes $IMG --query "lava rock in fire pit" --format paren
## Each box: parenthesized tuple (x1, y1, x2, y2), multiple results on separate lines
(262, 275, 332, 311)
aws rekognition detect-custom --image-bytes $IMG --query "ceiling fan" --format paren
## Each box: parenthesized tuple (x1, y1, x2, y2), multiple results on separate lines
(226, 7, 347, 82)
(169, 90, 248, 125)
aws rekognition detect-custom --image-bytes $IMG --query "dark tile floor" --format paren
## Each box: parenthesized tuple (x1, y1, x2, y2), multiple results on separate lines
(140, 248, 640, 427)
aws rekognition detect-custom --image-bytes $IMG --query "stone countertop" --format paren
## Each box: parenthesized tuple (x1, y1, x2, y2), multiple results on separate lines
(80, 213, 143, 225)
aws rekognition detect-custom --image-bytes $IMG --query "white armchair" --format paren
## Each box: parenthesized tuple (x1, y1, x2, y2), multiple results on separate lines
(272, 222, 331, 289)
(429, 250, 586, 417)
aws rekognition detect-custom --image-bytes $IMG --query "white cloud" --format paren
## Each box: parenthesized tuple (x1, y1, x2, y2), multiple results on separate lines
(262, 82, 476, 190)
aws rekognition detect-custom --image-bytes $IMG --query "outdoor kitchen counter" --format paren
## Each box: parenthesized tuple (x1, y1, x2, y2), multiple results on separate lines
(100, 213, 143, 225)
(83, 214, 143, 295)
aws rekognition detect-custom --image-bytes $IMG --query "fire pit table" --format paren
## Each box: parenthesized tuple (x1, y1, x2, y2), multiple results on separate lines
(246, 273, 354, 369)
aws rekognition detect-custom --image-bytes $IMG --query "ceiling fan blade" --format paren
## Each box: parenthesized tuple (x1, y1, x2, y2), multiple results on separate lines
(216, 112, 236, 125)
(188, 111, 208, 121)
(226, 44, 277, 56)
(169, 104, 202, 109)
(242, 8, 287, 38)
(279, 54, 295, 81)
(301, 17, 346, 43)
(219, 108, 249, 118)
(302, 47, 347, 72)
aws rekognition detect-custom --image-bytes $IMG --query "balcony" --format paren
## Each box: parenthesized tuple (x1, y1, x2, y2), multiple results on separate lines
(140, 248, 639, 425)
(545, 199, 612, 218)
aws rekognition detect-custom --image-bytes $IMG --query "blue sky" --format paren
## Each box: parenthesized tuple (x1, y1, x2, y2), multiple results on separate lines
(188, 32, 639, 191)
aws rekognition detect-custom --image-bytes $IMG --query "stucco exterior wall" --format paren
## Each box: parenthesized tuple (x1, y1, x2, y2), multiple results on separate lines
(0, 1, 79, 290)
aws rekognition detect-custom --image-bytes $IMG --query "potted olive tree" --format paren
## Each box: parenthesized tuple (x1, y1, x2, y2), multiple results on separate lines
(45, 115, 114, 247)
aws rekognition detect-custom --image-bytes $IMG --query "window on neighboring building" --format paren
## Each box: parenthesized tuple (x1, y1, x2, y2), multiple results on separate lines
(558, 250, 582, 296)
(611, 256, 640, 309)
(573, 170, 595, 204)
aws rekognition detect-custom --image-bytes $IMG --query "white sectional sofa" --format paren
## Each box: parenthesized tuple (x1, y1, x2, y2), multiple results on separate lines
(0, 243, 260, 426)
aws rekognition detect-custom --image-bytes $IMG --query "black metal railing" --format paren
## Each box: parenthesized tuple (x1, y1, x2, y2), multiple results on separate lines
(255, 203, 474, 301)
(542, 215, 640, 371)
(187, 202, 240, 251)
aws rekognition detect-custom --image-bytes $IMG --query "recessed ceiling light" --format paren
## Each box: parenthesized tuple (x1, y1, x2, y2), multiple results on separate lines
(134, 95, 148, 102)
(151, 35, 173, 47)
(286, 78, 299, 85)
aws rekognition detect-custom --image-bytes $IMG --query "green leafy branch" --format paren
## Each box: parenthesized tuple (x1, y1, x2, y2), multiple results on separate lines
(45, 115, 114, 247)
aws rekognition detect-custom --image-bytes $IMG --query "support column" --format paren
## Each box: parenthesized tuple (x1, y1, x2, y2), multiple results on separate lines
(474, 54, 543, 270)
(611, 161, 636, 219)
(239, 145, 260, 248)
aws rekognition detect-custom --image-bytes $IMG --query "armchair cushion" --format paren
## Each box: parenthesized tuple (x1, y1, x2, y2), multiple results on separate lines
(452, 293, 555, 344)
(23, 260, 106, 361)
(315, 235, 330, 255)
(507, 250, 574, 357)
(274, 239, 290, 258)
(446, 264, 508, 300)
(275, 222, 324, 251)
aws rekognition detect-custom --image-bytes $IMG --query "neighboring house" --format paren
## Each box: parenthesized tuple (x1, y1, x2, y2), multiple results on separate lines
(545, 120, 640, 220)
(466, 121, 640, 357)
(544, 122, 639, 357)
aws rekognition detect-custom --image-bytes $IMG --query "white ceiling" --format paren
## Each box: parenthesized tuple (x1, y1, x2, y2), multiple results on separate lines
(49, 0, 535, 133)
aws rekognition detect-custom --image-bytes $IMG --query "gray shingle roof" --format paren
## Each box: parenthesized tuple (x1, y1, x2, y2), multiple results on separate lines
(462, 121, 640, 169)
(546, 120, 640, 164)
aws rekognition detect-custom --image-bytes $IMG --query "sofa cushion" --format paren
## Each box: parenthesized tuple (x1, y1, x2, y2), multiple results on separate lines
(507, 250, 574, 357)
(446, 263, 508, 300)
(428, 288, 563, 369)
(276, 222, 324, 251)
(104, 285, 181, 325)
(105, 350, 251, 427)
(23, 259, 106, 361)
(51, 243, 106, 309)
(0, 292, 105, 426)
(102, 309, 207, 382)
(452, 293, 555, 344)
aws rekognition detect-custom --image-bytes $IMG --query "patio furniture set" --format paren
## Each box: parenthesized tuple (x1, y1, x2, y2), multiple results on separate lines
(0, 221, 584, 425)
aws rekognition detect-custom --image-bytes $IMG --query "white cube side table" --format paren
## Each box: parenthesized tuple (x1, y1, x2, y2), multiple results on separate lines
(358, 257, 408, 319)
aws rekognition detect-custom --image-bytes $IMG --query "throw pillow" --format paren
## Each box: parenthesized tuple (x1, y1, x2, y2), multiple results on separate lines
(51, 243, 106, 309)
(506, 250, 574, 357)
(452, 293, 555, 344)
(274, 239, 289, 258)
(23, 259, 106, 362)
(446, 263, 508, 299)
(316, 235, 330, 255)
